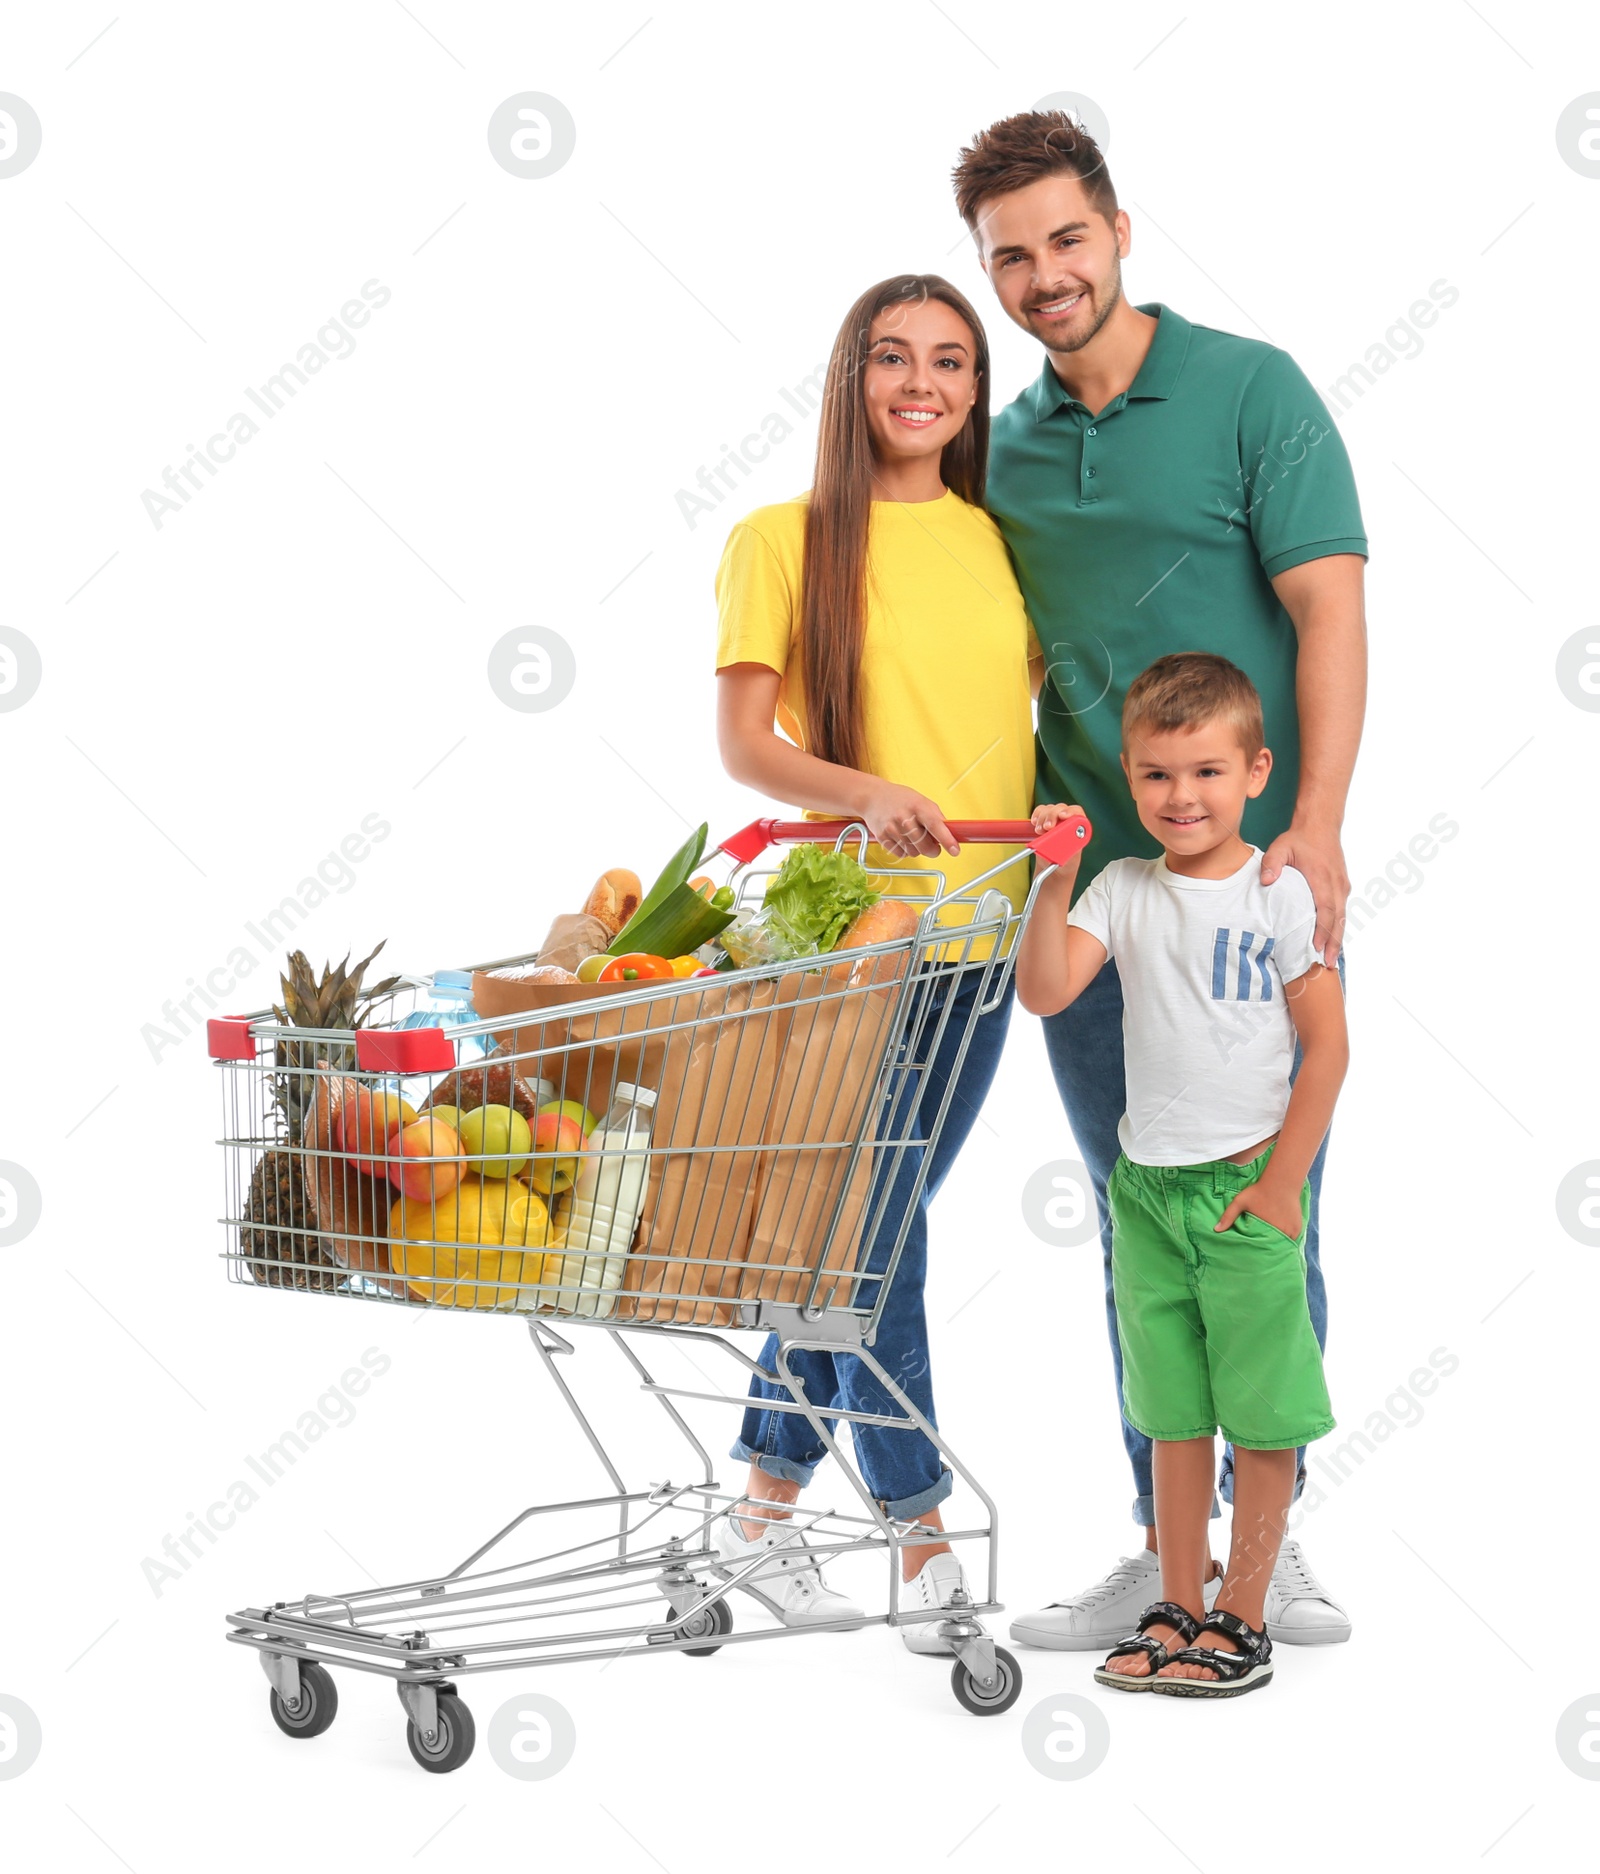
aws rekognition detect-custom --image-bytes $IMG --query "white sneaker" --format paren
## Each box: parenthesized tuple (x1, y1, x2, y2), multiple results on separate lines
(707, 1512, 864, 1626)
(1010, 1549, 1221, 1652)
(1265, 1539, 1351, 1645)
(899, 1552, 976, 1656)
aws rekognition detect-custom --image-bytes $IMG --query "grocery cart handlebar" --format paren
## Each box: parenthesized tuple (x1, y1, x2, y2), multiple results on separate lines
(717, 814, 1091, 869)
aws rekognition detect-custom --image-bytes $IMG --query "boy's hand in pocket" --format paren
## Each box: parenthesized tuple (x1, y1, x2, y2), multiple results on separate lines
(1216, 1179, 1304, 1240)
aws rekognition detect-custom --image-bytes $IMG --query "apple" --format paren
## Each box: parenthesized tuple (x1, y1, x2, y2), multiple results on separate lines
(340, 1088, 418, 1176)
(457, 1103, 532, 1179)
(536, 1097, 599, 1137)
(527, 1109, 586, 1195)
(386, 1115, 464, 1201)
(427, 1103, 467, 1136)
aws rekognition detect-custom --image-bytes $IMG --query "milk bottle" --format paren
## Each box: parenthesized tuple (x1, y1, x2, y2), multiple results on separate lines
(548, 1082, 655, 1318)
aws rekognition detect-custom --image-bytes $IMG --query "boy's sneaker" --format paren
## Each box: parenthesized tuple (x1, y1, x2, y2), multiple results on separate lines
(899, 1552, 977, 1655)
(1010, 1548, 1220, 1651)
(707, 1513, 864, 1627)
(1265, 1540, 1352, 1644)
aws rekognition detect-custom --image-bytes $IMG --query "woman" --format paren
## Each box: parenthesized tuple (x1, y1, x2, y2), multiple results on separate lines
(713, 274, 1042, 1647)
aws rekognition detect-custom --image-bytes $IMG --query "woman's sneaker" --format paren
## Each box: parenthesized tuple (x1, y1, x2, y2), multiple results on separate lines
(707, 1513, 864, 1626)
(899, 1552, 976, 1655)
(1010, 1549, 1220, 1651)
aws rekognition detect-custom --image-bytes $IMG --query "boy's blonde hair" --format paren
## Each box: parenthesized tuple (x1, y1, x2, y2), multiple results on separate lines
(1122, 652, 1265, 758)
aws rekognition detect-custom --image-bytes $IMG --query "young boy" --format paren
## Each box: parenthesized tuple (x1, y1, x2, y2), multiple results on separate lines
(1017, 652, 1347, 1697)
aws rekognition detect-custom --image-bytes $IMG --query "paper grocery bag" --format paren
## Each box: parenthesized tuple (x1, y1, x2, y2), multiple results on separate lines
(471, 970, 780, 1324)
(533, 912, 612, 975)
(739, 975, 897, 1311)
(616, 975, 790, 1324)
(469, 967, 899, 1326)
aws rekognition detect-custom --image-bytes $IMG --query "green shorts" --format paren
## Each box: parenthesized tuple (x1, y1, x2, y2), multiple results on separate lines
(1109, 1146, 1335, 1450)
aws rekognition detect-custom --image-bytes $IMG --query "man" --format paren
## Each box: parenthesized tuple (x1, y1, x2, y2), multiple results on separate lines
(953, 111, 1366, 1649)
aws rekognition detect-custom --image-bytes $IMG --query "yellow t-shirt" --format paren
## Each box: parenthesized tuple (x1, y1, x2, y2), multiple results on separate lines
(715, 490, 1040, 942)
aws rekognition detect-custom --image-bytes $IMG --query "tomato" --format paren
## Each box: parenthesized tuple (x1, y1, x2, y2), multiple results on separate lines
(597, 952, 674, 984)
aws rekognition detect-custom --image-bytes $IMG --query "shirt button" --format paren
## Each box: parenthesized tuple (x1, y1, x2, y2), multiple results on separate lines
(1087, 467, 1097, 477)
(1086, 426, 1097, 435)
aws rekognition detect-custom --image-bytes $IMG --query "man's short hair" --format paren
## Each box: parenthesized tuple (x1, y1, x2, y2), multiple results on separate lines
(1122, 653, 1266, 758)
(952, 110, 1118, 232)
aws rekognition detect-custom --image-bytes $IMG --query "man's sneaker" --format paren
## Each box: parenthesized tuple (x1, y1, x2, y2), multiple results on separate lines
(1010, 1549, 1220, 1652)
(1265, 1539, 1352, 1645)
(707, 1512, 865, 1627)
(899, 1552, 978, 1655)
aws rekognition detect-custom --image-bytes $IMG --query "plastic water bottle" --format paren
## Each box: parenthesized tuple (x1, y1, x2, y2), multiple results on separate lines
(399, 970, 494, 1054)
(548, 1083, 655, 1319)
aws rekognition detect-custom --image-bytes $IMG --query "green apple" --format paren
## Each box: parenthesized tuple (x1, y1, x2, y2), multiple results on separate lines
(457, 1103, 532, 1179)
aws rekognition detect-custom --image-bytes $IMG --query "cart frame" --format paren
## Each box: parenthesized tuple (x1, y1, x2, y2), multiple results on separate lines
(216, 813, 1089, 1768)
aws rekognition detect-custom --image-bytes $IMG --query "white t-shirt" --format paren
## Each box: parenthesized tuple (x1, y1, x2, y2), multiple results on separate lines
(1067, 849, 1322, 1166)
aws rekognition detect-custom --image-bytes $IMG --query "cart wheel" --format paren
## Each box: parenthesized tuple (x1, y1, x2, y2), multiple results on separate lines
(678, 1596, 733, 1658)
(405, 1690, 475, 1774)
(269, 1662, 338, 1739)
(950, 1645, 1022, 1717)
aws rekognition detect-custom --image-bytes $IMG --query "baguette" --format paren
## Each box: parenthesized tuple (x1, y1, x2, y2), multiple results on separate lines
(583, 867, 643, 937)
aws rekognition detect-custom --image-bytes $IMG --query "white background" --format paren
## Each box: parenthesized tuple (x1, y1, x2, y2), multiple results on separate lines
(3, 2, 1595, 1868)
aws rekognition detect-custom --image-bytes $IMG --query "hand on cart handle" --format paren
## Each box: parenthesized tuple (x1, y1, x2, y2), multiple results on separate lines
(719, 812, 1092, 867)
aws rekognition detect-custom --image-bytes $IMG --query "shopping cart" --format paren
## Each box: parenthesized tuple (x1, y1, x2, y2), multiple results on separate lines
(214, 813, 1089, 1771)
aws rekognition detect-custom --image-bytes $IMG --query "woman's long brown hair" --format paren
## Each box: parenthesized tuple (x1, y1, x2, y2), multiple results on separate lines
(800, 274, 990, 775)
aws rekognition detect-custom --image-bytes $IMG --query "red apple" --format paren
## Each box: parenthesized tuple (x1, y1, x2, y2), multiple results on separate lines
(527, 1110, 586, 1196)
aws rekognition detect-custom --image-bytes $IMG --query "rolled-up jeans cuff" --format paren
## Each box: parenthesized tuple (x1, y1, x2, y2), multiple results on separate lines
(880, 1468, 953, 1521)
(727, 1440, 820, 1490)
(1133, 1491, 1223, 1525)
(1218, 1464, 1308, 1507)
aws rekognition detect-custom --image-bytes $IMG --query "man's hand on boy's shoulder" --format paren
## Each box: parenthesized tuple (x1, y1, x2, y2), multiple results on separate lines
(1260, 821, 1348, 968)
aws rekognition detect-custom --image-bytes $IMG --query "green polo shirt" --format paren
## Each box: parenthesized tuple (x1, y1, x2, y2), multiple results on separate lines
(987, 303, 1366, 891)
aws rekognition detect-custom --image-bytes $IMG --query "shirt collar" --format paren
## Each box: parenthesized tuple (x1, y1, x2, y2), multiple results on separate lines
(1029, 302, 1193, 422)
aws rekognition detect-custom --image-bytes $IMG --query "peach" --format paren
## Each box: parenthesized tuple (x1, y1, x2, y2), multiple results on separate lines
(385, 1115, 465, 1201)
(339, 1087, 418, 1176)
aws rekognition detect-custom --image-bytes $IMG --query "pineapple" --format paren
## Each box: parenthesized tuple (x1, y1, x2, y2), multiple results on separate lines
(243, 943, 401, 1289)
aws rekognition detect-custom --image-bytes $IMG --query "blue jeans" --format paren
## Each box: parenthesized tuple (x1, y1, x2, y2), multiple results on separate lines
(732, 969, 1015, 1518)
(1042, 956, 1339, 1526)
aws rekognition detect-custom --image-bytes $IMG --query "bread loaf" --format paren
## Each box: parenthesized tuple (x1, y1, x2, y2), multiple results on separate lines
(494, 963, 579, 986)
(826, 898, 919, 984)
(835, 898, 919, 952)
(583, 868, 643, 937)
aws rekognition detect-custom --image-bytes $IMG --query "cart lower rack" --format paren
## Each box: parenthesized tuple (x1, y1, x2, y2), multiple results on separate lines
(214, 813, 1089, 1770)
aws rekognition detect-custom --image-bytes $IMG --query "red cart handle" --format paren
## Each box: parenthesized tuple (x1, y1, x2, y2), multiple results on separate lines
(718, 813, 1091, 868)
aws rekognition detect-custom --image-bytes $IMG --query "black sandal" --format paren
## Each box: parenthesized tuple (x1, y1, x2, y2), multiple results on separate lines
(1093, 1602, 1202, 1692)
(1150, 1609, 1274, 1697)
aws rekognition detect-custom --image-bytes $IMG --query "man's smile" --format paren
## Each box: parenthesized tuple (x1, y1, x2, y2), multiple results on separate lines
(1028, 290, 1087, 320)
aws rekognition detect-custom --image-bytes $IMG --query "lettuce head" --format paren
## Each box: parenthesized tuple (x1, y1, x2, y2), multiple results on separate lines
(761, 845, 880, 954)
